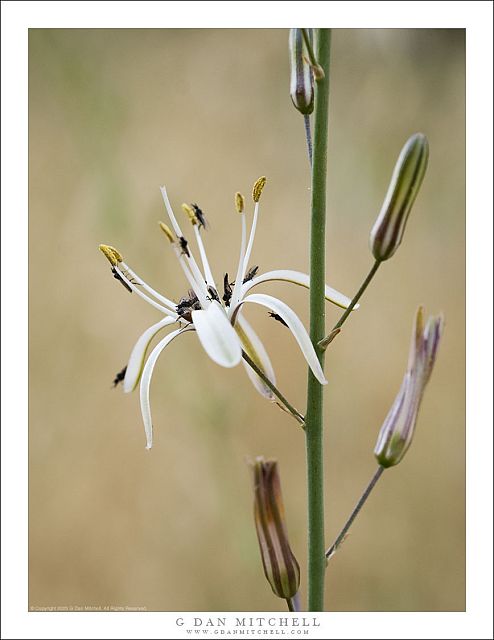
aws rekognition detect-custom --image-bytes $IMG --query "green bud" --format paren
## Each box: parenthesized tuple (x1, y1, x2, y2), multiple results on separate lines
(370, 133, 429, 261)
(251, 457, 300, 600)
(374, 306, 444, 468)
(289, 29, 314, 115)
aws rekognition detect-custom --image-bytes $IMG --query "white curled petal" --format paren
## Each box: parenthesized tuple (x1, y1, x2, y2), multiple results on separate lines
(239, 293, 327, 385)
(241, 269, 356, 310)
(140, 327, 190, 450)
(192, 301, 242, 368)
(235, 315, 276, 400)
(124, 317, 177, 393)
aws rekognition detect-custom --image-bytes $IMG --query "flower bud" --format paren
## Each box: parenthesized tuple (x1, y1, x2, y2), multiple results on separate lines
(374, 306, 444, 468)
(251, 457, 300, 600)
(370, 133, 429, 261)
(289, 29, 314, 115)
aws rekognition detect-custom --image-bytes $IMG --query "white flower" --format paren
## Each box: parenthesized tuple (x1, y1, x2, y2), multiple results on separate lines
(100, 177, 357, 449)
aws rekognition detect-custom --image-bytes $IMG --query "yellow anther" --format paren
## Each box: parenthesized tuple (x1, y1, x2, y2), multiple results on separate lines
(99, 244, 123, 266)
(252, 176, 267, 203)
(181, 203, 198, 225)
(159, 221, 175, 243)
(235, 192, 245, 214)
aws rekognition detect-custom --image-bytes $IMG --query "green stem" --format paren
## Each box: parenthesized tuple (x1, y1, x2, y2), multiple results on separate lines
(319, 260, 381, 349)
(305, 28, 331, 612)
(301, 29, 324, 80)
(325, 466, 385, 559)
(241, 351, 305, 427)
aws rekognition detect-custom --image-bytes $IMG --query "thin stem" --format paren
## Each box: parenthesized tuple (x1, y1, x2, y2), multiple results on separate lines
(305, 28, 331, 612)
(304, 114, 313, 166)
(241, 351, 305, 427)
(286, 598, 295, 612)
(325, 466, 385, 560)
(301, 29, 324, 80)
(319, 259, 381, 349)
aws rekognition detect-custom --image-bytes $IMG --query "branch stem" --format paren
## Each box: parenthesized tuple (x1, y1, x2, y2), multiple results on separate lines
(241, 351, 305, 427)
(319, 260, 381, 349)
(302, 29, 325, 80)
(325, 466, 385, 560)
(304, 114, 313, 166)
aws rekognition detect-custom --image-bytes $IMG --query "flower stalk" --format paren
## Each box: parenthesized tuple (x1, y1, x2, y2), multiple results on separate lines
(241, 351, 305, 427)
(325, 466, 385, 560)
(305, 28, 331, 612)
(319, 260, 381, 350)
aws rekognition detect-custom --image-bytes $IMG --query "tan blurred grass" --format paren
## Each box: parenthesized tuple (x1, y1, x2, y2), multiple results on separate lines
(29, 28, 465, 611)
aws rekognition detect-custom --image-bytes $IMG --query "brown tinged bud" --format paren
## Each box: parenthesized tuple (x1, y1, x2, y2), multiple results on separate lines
(251, 457, 300, 600)
(289, 29, 314, 115)
(374, 306, 444, 468)
(370, 133, 429, 261)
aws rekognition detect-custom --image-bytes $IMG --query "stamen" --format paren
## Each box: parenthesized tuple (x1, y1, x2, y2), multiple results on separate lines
(239, 177, 267, 288)
(240, 200, 260, 286)
(113, 265, 178, 317)
(193, 224, 217, 292)
(99, 244, 123, 266)
(120, 261, 177, 311)
(181, 203, 198, 226)
(159, 221, 175, 243)
(160, 186, 209, 303)
(173, 247, 209, 308)
(235, 192, 245, 214)
(252, 176, 267, 203)
(228, 212, 247, 316)
(160, 186, 185, 239)
(158, 218, 208, 306)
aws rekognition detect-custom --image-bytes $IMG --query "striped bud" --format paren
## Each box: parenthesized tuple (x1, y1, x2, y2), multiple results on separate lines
(289, 29, 314, 115)
(251, 457, 300, 600)
(370, 133, 429, 261)
(374, 306, 444, 468)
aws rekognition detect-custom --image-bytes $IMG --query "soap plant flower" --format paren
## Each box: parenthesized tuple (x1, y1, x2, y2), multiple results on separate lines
(100, 177, 355, 449)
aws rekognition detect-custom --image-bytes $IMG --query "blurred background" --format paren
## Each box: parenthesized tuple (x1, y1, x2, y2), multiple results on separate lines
(29, 29, 465, 612)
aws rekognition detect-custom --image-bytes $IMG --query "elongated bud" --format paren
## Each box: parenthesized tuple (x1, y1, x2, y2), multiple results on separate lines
(370, 133, 429, 261)
(235, 192, 245, 214)
(252, 176, 267, 203)
(99, 244, 123, 265)
(251, 457, 300, 600)
(374, 306, 444, 468)
(159, 221, 175, 243)
(289, 29, 314, 115)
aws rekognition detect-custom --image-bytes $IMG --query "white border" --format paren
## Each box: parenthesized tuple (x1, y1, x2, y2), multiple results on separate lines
(2, 2, 492, 639)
